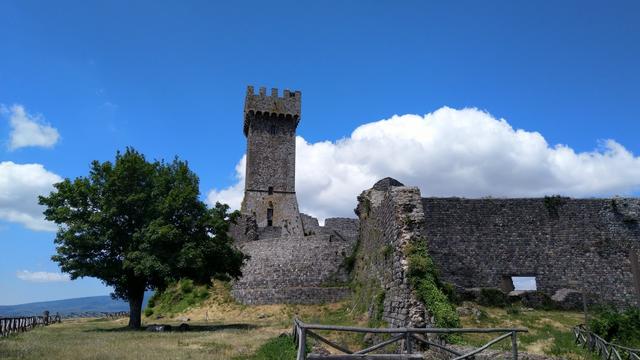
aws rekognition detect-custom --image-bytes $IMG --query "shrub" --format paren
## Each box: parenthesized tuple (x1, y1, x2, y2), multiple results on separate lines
(368, 291, 386, 327)
(589, 307, 640, 347)
(405, 240, 461, 333)
(143, 307, 154, 317)
(381, 244, 394, 258)
(342, 236, 360, 274)
(520, 291, 556, 310)
(180, 279, 194, 294)
(477, 288, 508, 307)
(505, 304, 520, 315)
(441, 282, 460, 305)
(147, 296, 156, 308)
(236, 335, 302, 360)
(343, 254, 356, 273)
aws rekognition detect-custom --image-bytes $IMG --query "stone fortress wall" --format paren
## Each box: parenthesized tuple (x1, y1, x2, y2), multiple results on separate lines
(352, 178, 640, 326)
(231, 215, 358, 304)
(423, 196, 640, 307)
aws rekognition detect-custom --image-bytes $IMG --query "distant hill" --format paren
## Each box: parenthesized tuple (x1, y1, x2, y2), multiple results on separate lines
(0, 292, 152, 317)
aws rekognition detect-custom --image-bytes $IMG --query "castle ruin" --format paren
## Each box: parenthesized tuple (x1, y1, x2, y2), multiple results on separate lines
(230, 86, 359, 304)
(230, 86, 640, 324)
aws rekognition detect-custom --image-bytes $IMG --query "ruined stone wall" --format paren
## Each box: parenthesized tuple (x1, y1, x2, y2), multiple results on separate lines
(422, 197, 640, 307)
(325, 218, 359, 244)
(231, 234, 353, 304)
(355, 178, 640, 324)
(300, 213, 359, 244)
(354, 179, 429, 328)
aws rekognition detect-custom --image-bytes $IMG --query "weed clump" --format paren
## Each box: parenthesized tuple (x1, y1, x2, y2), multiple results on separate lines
(477, 288, 508, 308)
(234, 335, 300, 360)
(589, 307, 640, 347)
(405, 240, 460, 332)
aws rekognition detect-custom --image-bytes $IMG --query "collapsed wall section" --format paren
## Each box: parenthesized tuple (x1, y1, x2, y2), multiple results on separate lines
(423, 197, 640, 307)
(354, 178, 430, 328)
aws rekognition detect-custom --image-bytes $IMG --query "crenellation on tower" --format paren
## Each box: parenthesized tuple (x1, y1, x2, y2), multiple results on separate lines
(244, 85, 301, 136)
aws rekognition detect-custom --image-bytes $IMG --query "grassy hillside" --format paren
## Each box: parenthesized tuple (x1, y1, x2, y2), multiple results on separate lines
(0, 281, 607, 359)
(144, 279, 209, 318)
(456, 303, 597, 359)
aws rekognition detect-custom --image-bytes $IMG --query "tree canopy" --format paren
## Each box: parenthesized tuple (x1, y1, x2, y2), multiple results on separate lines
(39, 148, 247, 328)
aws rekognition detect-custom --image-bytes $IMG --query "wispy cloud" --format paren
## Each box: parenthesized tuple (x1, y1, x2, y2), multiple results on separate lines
(1, 104, 60, 150)
(16, 270, 70, 283)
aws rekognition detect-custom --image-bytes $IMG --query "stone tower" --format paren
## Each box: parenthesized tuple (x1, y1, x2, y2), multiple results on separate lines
(241, 86, 304, 237)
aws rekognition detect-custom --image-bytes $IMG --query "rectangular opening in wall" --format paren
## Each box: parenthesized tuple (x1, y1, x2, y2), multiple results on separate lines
(267, 208, 273, 227)
(512, 276, 537, 291)
(268, 186, 273, 195)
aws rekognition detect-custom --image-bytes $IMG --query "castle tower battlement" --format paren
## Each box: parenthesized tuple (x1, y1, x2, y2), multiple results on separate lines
(241, 85, 304, 237)
(244, 86, 301, 136)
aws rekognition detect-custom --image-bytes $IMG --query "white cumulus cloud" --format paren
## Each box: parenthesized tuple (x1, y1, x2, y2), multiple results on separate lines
(1, 104, 60, 150)
(207, 156, 247, 210)
(0, 161, 62, 231)
(207, 107, 640, 221)
(16, 270, 70, 283)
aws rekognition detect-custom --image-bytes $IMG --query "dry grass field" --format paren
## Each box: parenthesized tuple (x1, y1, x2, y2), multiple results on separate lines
(0, 284, 596, 360)
(0, 301, 365, 360)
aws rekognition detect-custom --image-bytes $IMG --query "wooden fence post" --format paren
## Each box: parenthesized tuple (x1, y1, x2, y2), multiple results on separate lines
(405, 331, 413, 353)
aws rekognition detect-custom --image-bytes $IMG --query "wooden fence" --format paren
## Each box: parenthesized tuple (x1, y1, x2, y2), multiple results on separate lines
(573, 324, 640, 360)
(292, 318, 528, 360)
(0, 312, 61, 337)
(62, 311, 129, 319)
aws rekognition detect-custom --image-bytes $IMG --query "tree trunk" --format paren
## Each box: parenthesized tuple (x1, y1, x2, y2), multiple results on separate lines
(128, 288, 145, 329)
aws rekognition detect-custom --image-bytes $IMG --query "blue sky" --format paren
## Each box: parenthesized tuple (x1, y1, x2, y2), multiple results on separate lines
(1, 0, 639, 305)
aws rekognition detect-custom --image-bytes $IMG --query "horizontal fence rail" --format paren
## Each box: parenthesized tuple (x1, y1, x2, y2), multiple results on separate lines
(62, 311, 130, 319)
(292, 318, 528, 360)
(573, 324, 640, 360)
(0, 312, 62, 337)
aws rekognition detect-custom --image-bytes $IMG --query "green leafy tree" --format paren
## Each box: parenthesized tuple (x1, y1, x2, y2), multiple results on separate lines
(39, 148, 247, 328)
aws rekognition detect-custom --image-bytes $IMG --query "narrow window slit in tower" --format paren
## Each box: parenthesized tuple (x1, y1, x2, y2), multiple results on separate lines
(267, 208, 273, 227)
(268, 186, 273, 195)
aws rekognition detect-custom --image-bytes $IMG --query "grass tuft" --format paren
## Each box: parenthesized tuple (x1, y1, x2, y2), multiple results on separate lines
(233, 335, 299, 360)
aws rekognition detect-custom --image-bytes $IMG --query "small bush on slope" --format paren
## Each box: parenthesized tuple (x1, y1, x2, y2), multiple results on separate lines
(589, 307, 640, 347)
(144, 279, 210, 317)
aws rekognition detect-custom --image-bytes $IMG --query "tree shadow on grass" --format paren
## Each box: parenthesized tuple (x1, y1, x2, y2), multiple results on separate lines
(88, 323, 259, 333)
